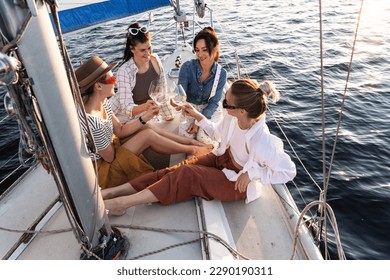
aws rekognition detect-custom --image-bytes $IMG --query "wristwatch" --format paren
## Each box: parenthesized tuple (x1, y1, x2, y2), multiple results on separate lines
(139, 116, 147, 125)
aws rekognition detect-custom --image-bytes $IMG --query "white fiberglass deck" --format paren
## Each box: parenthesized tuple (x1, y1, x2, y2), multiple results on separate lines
(0, 113, 321, 260)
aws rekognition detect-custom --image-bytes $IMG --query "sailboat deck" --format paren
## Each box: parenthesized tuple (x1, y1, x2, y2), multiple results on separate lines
(0, 107, 323, 260)
(0, 160, 318, 260)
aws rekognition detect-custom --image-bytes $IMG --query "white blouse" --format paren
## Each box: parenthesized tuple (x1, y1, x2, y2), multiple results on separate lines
(197, 114, 296, 203)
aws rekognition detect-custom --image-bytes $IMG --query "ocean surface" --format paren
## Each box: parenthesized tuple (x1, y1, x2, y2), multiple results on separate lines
(0, 0, 389, 260)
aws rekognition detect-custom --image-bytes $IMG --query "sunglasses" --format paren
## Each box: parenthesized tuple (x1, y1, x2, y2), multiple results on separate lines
(222, 99, 240, 110)
(128, 26, 148, 36)
(100, 76, 116, 85)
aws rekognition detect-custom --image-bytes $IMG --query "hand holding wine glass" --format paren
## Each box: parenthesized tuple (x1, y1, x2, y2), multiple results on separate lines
(172, 84, 188, 123)
(148, 79, 169, 122)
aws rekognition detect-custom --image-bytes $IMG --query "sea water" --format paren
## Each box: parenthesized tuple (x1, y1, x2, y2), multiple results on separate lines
(0, 0, 389, 259)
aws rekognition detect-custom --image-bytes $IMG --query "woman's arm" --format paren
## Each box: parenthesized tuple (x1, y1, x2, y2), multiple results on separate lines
(132, 100, 154, 117)
(112, 105, 159, 138)
(98, 143, 116, 163)
(247, 135, 296, 184)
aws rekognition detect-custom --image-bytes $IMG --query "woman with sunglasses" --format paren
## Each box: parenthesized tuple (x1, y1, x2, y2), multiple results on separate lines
(110, 22, 175, 123)
(101, 78, 296, 216)
(75, 56, 213, 190)
(176, 27, 227, 148)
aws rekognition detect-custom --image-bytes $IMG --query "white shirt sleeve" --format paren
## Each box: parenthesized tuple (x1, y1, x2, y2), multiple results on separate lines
(246, 135, 296, 184)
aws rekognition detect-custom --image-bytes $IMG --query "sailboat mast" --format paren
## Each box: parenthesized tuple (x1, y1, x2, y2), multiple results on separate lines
(0, 1, 111, 251)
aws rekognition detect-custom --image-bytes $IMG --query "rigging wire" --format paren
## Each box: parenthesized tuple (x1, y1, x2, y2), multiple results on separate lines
(0, 158, 32, 186)
(324, 1, 365, 192)
(0, 115, 9, 124)
(318, 0, 329, 257)
(317, 0, 365, 259)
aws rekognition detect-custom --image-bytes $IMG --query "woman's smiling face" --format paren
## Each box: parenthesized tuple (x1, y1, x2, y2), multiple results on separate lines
(194, 39, 214, 66)
(131, 40, 152, 63)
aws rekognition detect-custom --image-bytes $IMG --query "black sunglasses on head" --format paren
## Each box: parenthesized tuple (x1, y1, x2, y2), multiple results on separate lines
(222, 99, 240, 110)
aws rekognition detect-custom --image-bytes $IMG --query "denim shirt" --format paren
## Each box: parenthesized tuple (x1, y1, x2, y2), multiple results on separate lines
(178, 59, 227, 119)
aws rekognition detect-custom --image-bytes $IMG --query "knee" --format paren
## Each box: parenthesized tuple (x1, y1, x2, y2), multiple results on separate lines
(175, 165, 196, 177)
(139, 127, 156, 138)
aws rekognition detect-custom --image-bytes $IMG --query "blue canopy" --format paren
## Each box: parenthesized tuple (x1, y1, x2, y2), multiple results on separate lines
(58, 0, 171, 33)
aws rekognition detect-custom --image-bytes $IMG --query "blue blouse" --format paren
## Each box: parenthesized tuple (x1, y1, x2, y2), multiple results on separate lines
(178, 59, 227, 119)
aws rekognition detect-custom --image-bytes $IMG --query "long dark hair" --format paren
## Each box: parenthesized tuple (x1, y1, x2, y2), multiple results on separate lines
(193, 26, 220, 62)
(123, 22, 151, 62)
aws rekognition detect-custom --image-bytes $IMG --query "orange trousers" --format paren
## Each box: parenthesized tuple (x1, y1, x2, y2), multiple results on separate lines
(130, 149, 246, 205)
(97, 137, 154, 189)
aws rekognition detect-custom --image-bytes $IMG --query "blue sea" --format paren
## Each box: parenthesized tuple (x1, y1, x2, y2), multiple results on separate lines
(0, 0, 389, 260)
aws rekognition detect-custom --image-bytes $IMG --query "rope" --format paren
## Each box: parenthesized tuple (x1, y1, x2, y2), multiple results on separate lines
(114, 224, 250, 260)
(289, 200, 346, 260)
(0, 223, 250, 260)
(130, 238, 200, 260)
(1, 13, 31, 53)
(0, 226, 72, 234)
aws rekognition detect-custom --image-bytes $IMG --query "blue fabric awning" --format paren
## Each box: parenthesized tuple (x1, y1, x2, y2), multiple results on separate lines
(58, 0, 171, 33)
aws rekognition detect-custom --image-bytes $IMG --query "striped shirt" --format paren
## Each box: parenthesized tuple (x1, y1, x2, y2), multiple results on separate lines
(79, 99, 114, 159)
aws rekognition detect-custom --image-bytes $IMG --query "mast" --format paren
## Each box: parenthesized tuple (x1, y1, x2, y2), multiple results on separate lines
(0, 0, 123, 258)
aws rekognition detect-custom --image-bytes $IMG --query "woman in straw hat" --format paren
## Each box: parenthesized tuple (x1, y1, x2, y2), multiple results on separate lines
(102, 79, 296, 216)
(75, 56, 212, 189)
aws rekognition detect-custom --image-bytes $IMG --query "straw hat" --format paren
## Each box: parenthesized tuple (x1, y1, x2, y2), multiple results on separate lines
(75, 55, 118, 93)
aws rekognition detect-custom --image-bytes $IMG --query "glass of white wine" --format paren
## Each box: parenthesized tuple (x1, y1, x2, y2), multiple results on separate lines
(172, 84, 188, 124)
(148, 79, 169, 123)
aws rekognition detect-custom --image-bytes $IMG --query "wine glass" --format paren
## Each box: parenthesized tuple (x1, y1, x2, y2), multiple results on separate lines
(172, 84, 188, 124)
(148, 79, 169, 123)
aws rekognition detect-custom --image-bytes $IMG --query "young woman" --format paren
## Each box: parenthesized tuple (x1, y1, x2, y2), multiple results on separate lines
(177, 27, 227, 147)
(110, 22, 175, 123)
(102, 78, 296, 216)
(75, 56, 212, 189)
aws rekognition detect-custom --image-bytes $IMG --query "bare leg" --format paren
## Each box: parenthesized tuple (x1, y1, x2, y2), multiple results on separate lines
(104, 189, 159, 216)
(122, 128, 213, 156)
(100, 182, 137, 200)
(145, 123, 208, 147)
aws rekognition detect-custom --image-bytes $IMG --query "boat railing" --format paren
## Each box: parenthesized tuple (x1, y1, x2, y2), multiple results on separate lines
(0, 90, 30, 195)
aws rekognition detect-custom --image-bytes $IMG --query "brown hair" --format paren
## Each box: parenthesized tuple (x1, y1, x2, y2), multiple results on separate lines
(193, 26, 220, 62)
(230, 79, 280, 119)
(81, 74, 110, 103)
(123, 22, 152, 62)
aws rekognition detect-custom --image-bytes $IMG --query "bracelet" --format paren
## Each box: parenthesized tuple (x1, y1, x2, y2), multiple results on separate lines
(138, 116, 147, 125)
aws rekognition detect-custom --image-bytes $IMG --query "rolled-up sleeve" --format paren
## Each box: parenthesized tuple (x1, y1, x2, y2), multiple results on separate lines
(246, 136, 296, 184)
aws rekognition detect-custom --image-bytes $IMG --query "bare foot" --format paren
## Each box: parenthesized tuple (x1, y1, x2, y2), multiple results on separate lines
(104, 198, 127, 216)
(192, 144, 213, 156)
